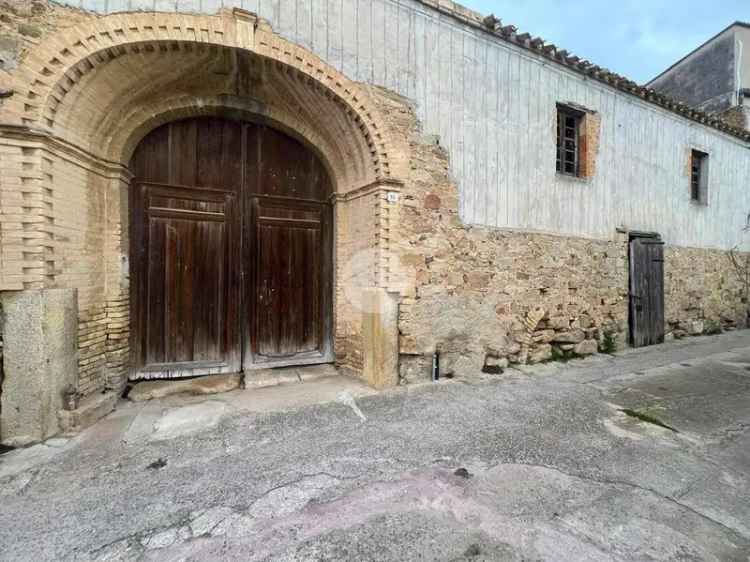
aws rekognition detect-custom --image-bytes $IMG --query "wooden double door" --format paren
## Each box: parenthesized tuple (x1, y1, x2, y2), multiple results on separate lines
(130, 118, 333, 379)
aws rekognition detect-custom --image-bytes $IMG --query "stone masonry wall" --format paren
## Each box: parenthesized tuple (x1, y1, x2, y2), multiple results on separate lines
(0, 1, 92, 79)
(368, 86, 749, 383)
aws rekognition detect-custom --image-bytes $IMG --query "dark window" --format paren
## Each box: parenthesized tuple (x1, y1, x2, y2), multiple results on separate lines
(556, 106, 583, 176)
(690, 150, 709, 204)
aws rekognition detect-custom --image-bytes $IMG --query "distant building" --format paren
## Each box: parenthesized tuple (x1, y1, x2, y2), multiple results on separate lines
(648, 22, 750, 130)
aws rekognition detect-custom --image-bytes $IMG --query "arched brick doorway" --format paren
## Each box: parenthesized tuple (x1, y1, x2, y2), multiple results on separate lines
(0, 9, 407, 427)
(130, 117, 333, 379)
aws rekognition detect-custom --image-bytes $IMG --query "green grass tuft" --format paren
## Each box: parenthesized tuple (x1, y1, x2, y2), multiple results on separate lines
(620, 409, 678, 432)
(599, 331, 617, 354)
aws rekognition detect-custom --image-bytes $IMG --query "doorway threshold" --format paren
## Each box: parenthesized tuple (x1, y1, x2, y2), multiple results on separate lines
(243, 363, 338, 389)
(126, 364, 343, 403)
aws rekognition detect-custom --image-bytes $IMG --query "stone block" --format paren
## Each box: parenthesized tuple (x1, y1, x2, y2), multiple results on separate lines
(529, 344, 552, 364)
(1, 289, 78, 446)
(553, 329, 586, 344)
(484, 355, 508, 368)
(442, 352, 483, 377)
(362, 288, 399, 389)
(243, 369, 300, 389)
(532, 329, 556, 343)
(548, 316, 571, 331)
(58, 391, 117, 434)
(573, 339, 598, 356)
(128, 374, 242, 402)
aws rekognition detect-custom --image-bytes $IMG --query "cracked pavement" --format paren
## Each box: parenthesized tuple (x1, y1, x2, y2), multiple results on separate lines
(2, 332, 750, 561)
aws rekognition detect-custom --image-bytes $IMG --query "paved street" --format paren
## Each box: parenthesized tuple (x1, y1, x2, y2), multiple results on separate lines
(2, 332, 750, 561)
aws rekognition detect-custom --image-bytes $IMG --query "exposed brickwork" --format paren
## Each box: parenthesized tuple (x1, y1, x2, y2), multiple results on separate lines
(0, 8, 401, 185)
(579, 111, 601, 179)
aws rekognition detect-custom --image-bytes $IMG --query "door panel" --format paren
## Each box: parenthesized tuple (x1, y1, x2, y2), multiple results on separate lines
(246, 199, 332, 368)
(134, 184, 240, 377)
(629, 236, 665, 347)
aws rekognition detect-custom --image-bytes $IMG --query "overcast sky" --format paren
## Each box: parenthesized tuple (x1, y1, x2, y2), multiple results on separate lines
(459, 0, 748, 84)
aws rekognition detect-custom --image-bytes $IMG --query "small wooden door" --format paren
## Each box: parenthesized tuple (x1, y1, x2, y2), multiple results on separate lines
(629, 235, 665, 347)
(132, 184, 241, 377)
(245, 199, 332, 368)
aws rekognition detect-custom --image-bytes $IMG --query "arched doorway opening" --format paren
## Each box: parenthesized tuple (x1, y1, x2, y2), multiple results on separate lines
(129, 117, 333, 379)
(0, 9, 408, 414)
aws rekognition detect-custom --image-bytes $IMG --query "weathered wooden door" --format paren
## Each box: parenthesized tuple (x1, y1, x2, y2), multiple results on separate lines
(245, 199, 332, 368)
(130, 118, 333, 379)
(132, 184, 241, 377)
(629, 235, 665, 347)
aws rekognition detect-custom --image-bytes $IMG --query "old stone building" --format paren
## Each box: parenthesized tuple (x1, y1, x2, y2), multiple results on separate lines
(648, 21, 750, 131)
(1, 0, 750, 445)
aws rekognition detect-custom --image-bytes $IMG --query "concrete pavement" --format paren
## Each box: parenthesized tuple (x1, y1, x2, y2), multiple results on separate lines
(1, 331, 750, 560)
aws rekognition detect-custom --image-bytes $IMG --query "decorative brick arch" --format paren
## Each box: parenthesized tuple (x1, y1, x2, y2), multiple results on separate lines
(0, 8, 408, 402)
(4, 9, 403, 186)
(108, 94, 347, 186)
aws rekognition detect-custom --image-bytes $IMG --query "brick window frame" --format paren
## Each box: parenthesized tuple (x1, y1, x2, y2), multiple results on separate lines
(555, 103, 600, 180)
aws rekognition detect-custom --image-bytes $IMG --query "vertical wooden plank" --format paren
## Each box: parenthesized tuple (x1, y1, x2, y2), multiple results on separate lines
(296, 0, 313, 51)
(413, 10, 426, 126)
(341, 0, 358, 79)
(497, 47, 510, 228)
(326, 0, 342, 71)
(192, 219, 210, 361)
(175, 219, 195, 362)
(310, 0, 328, 61)
(370, 0, 386, 85)
(651, 242, 665, 344)
(196, 118, 224, 189)
(170, 119, 198, 187)
(277, 0, 296, 40)
(146, 216, 166, 364)
(356, 0, 373, 83)
(384, 0, 400, 92)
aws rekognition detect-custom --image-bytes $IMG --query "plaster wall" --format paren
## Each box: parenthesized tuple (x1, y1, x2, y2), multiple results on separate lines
(58, 0, 750, 250)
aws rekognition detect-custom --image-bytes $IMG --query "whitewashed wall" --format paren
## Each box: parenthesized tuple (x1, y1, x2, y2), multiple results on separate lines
(66, 0, 750, 249)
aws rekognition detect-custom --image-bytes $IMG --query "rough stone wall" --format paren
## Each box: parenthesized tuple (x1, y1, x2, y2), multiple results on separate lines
(368, 86, 749, 383)
(665, 247, 748, 336)
(0, 1, 92, 78)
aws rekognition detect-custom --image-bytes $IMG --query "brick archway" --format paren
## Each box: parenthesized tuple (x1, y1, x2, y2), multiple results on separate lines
(1, 9, 405, 187)
(0, 9, 406, 409)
